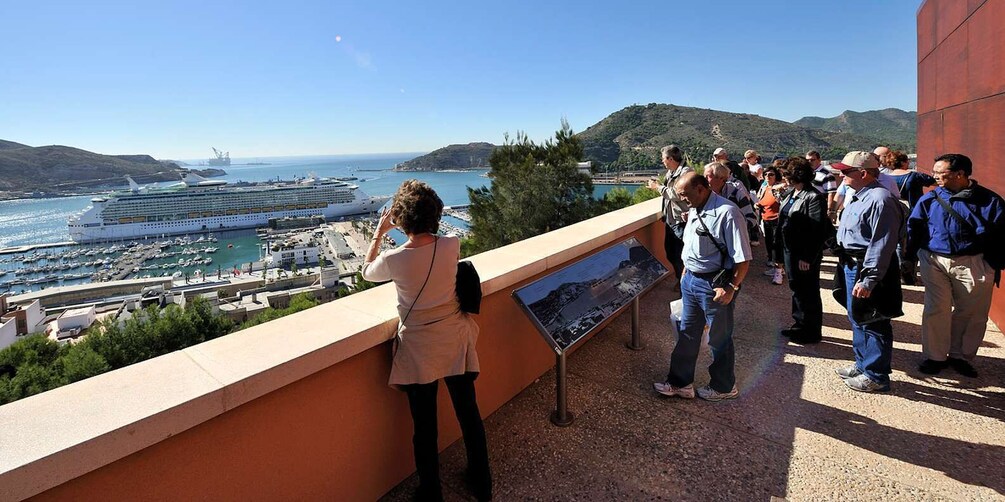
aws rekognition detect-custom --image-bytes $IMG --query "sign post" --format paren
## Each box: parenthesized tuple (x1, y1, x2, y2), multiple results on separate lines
(512, 237, 669, 426)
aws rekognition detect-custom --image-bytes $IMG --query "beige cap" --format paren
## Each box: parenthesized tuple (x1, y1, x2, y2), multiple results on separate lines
(831, 151, 879, 171)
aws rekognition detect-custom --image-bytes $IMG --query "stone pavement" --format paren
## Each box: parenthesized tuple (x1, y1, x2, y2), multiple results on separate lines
(383, 252, 1005, 501)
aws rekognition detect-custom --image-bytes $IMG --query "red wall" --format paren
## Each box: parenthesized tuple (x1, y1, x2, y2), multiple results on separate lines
(917, 0, 1005, 326)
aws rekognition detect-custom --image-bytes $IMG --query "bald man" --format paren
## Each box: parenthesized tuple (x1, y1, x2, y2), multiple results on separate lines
(653, 172, 752, 402)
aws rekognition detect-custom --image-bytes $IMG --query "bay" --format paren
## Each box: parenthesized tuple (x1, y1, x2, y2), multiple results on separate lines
(0, 153, 643, 294)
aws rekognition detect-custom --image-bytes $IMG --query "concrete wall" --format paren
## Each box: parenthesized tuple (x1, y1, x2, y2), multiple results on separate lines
(0, 200, 666, 501)
(917, 0, 1005, 325)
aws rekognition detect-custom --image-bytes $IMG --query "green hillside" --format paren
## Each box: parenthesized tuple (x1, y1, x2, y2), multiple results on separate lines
(395, 142, 496, 171)
(794, 108, 916, 150)
(577, 103, 904, 170)
(0, 142, 186, 197)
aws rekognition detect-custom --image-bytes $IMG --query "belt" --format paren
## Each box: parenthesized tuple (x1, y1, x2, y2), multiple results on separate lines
(929, 250, 981, 259)
(690, 270, 722, 280)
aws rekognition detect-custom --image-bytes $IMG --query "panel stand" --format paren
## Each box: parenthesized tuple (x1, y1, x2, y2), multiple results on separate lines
(625, 297, 643, 351)
(549, 351, 575, 427)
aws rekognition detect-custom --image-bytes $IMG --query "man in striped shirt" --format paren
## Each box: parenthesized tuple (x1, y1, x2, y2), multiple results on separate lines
(705, 162, 758, 246)
(807, 150, 839, 222)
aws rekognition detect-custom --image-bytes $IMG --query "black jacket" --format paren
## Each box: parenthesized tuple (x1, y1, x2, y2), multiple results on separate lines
(779, 188, 835, 262)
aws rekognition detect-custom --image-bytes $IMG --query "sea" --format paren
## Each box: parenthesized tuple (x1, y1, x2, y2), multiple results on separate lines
(0, 153, 636, 294)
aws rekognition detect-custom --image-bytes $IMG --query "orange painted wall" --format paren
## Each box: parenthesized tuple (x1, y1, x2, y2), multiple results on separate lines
(917, 0, 1005, 326)
(30, 222, 665, 501)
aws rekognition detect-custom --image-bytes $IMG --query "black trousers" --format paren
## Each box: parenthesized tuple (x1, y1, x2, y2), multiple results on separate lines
(783, 250, 823, 336)
(663, 222, 685, 279)
(762, 219, 783, 264)
(402, 372, 491, 501)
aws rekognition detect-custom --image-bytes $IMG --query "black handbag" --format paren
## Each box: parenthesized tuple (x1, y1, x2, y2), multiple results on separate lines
(456, 260, 482, 314)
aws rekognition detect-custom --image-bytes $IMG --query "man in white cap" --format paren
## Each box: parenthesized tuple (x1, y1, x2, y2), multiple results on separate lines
(831, 151, 905, 392)
(713, 147, 753, 191)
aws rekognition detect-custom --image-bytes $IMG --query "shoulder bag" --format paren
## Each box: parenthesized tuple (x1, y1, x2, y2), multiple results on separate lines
(456, 260, 482, 314)
(394, 236, 437, 354)
(694, 212, 733, 288)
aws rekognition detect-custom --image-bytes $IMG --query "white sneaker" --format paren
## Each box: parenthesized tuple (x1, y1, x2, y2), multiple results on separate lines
(653, 382, 696, 399)
(771, 268, 784, 285)
(763, 268, 776, 276)
(697, 384, 739, 401)
(765, 260, 776, 267)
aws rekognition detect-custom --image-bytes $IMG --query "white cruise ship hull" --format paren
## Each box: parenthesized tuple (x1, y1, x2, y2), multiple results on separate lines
(68, 178, 390, 243)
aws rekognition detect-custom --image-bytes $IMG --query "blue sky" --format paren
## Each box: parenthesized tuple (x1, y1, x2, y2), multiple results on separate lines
(1, 0, 921, 160)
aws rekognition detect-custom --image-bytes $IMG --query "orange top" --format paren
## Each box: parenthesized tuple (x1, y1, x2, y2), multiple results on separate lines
(757, 185, 780, 221)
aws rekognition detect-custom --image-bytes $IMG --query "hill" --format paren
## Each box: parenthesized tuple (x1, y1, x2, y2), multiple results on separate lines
(395, 142, 496, 171)
(0, 139, 30, 150)
(794, 108, 916, 150)
(576, 103, 909, 169)
(0, 141, 194, 197)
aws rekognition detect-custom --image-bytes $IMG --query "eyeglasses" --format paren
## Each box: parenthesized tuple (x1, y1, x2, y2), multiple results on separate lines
(843, 169, 866, 177)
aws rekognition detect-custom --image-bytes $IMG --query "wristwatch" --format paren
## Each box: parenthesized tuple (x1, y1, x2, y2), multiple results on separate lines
(728, 282, 742, 292)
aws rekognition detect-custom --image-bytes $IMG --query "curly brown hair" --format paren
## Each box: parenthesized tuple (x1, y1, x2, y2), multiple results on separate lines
(783, 157, 814, 185)
(389, 179, 443, 235)
(883, 150, 909, 169)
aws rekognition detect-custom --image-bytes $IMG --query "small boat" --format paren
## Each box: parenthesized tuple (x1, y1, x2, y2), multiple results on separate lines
(227, 243, 234, 248)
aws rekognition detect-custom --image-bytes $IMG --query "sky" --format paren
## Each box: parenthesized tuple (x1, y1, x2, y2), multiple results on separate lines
(0, 0, 922, 160)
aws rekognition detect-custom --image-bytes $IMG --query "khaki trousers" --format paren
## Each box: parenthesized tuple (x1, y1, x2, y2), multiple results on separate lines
(918, 249, 995, 361)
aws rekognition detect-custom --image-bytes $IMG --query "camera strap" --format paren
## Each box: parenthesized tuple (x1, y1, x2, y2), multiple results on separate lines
(695, 211, 729, 271)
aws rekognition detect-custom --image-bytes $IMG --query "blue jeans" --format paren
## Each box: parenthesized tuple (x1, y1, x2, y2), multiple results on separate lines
(844, 264, 894, 384)
(666, 272, 736, 392)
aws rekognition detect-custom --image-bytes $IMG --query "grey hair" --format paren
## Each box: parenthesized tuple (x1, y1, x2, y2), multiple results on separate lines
(704, 162, 730, 180)
(660, 145, 683, 163)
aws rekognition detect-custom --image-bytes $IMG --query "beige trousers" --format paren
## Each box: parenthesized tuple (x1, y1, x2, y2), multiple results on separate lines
(918, 249, 995, 361)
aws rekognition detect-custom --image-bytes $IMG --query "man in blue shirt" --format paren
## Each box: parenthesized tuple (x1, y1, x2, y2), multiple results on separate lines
(653, 172, 752, 402)
(907, 153, 1005, 377)
(833, 151, 905, 392)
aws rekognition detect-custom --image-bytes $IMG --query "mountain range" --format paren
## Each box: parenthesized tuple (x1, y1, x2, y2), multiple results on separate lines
(399, 105, 916, 170)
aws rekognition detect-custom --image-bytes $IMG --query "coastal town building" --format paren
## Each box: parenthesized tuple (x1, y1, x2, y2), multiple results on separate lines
(50, 306, 96, 342)
(0, 294, 45, 349)
(264, 238, 320, 268)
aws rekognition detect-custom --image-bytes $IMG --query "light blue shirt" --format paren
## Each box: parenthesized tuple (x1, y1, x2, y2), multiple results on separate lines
(837, 182, 905, 290)
(682, 191, 753, 273)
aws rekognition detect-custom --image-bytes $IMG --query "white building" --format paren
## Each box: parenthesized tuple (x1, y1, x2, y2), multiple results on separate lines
(0, 294, 46, 350)
(0, 317, 17, 351)
(54, 306, 97, 339)
(265, 240, 320, 268)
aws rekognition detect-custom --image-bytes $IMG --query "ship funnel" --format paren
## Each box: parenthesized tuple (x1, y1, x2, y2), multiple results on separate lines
(182, 172, 209, 186)
(125, 175, 141, 192)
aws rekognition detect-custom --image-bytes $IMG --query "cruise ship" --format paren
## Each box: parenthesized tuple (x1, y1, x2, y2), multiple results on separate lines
(68, 174, 390, 243)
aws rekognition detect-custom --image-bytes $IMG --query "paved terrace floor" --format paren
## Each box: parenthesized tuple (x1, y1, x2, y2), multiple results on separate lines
(384, 250, 1005, 501)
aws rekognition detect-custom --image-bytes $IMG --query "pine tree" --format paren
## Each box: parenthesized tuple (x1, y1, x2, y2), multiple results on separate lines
(466, 120, 596, 253)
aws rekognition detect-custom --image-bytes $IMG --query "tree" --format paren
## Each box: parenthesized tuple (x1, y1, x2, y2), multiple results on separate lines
(602, 187, 634, 212)
(238, 293, 319, 330)
(632, 186, 660, 204)
(466, 120, 596, 253)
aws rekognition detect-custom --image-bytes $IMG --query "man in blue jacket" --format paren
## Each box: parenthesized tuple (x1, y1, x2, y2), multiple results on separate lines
(907, 153, 1005, 377)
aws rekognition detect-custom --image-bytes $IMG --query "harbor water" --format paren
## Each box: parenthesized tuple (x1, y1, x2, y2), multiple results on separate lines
(0, 153, 640, 294)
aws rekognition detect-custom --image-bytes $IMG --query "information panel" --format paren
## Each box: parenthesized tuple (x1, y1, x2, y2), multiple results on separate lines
(512, 237, 668, 353)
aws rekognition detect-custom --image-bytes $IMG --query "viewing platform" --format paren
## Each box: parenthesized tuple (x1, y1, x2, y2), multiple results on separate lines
(1, 198, 1002, 501)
